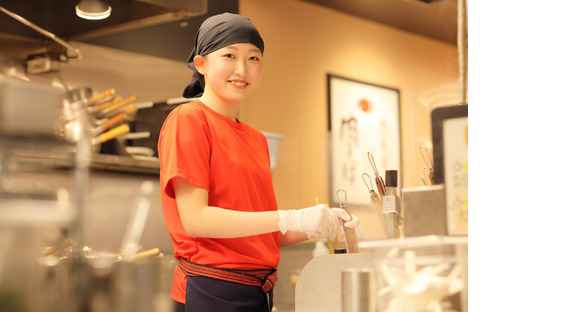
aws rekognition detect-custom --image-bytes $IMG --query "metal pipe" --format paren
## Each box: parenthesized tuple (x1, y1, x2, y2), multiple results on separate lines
(0, 5, 81, 59)
(457, 0, 468, 105)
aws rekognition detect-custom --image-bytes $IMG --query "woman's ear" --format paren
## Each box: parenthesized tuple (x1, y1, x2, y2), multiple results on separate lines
(193, 55, 206, 75)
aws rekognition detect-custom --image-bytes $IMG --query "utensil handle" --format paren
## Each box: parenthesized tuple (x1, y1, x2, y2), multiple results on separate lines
(97, 123, 130, 144)
(99, 113, 127, 133)
(90, 88, 115, 103)
(94, 95, 121, 111)
(103, 95, 137, 114)
(133, 248, 160, 260)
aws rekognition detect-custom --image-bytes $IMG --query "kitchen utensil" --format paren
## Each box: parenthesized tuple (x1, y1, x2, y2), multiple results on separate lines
(89, 88, 116, 104)
(419, 145, 434, 185)
(122, 131, 151, 140)
(368, 152, 386, 197)
(88, 95, 122, 114)
(336, 189, 358, 253)
(363, 173, 389, 237)
(383, 170, 403, 239)
(91, 111, 129, 136)
(91, 123, 130, 146)
(119, 181, 154, 261)
(341, 268, 376, 312)
(125, 146, 155, 157)
(99, 95, 137, 117)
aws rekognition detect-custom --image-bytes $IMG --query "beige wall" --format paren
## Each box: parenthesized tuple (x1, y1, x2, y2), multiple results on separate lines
(239, 0, 464, 210)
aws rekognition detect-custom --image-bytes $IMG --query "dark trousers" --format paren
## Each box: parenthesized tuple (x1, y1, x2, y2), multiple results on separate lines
(181, 276, 273, 312)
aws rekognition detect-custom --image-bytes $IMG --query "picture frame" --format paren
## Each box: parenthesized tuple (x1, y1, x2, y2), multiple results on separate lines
(327, 74, 401, 206)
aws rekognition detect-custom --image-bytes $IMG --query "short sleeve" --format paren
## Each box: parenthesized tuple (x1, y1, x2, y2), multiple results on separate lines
(158, 108, 211, 198)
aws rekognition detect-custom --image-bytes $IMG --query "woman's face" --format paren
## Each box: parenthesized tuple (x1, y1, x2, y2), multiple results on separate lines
(197, 43, 263, 104)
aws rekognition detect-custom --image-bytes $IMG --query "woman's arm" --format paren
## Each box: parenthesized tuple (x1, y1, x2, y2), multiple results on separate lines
(279, 231, 309, 247)
(174, 177, 280, 238)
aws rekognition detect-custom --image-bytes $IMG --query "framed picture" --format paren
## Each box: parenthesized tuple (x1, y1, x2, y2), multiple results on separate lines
(327, 74, 401, 206)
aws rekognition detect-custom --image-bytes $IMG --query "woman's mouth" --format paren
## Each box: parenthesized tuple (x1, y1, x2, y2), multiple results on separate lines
(229, 80, 248, 87)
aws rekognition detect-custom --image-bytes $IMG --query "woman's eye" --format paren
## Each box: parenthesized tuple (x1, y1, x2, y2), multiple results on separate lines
(249, 56, 260, 61)
(224, 54, 235, 59)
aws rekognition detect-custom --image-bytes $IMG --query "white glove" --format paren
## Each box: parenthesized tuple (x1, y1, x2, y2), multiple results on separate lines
(331, 208, 361, 241)
(331, 208, 360, 228)
(278, 204, 341, 240)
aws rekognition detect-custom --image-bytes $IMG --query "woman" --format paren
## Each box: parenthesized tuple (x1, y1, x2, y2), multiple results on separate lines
(158, 13, 357, 312)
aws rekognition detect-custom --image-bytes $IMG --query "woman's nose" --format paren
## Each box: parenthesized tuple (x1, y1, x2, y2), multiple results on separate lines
(234, 60, 247, 75)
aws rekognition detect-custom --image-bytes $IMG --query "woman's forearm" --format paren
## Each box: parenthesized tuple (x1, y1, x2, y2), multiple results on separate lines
(279, 231, 309, 246)
(182, 206, 281, 238)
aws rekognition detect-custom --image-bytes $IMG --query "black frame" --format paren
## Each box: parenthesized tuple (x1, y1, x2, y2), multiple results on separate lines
(431, 104, 468, 184)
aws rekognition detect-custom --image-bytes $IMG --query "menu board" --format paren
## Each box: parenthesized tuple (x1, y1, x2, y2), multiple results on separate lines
(431, 104, 468, 236)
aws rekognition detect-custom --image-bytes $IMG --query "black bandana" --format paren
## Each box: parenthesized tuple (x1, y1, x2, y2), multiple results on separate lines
(182, 13, 265, 98)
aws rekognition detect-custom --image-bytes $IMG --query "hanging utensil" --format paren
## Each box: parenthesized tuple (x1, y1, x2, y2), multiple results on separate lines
(91, 111, 129, 136)
(420, 145, 435, 185)
(336, 189, 358, 253)
(363, 173, 389, 237)
(119, 181, 154, 261)
(89, 88, 116, 104)
(98, 95, 137, 117)
(88, 95, 122, 114)
(368, 152, 386, 197)
(91, 123, 130, 146)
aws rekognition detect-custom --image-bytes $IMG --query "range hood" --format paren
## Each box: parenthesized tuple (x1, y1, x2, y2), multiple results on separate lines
(0, 0, 238, 62)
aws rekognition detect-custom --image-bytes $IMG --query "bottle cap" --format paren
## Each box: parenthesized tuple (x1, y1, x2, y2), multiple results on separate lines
(385, 170, 398, 187)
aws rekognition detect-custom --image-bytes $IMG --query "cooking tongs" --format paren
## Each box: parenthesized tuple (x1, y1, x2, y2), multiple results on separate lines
(336, 189, 358, 253)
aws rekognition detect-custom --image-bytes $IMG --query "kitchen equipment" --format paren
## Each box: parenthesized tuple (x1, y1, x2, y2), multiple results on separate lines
(419, 145, 434, 185)
(359, 236, 467, 312)
(119, 181, 154, 261)
(368, 152, 386, 198)
(362, 173, 389, 238)
(261, 131, 283, 171)
(91, 123, 130, 146)
(56, 87, 137, 153)
(336, 189, 358, 253)
(341, 268, 376, 312)
(295, 253, 371, 312)
(401, 185, 447, 237)
(90, 88, 116, 104)
(0, 76, 63, 138)
(383, 170, 403, 239)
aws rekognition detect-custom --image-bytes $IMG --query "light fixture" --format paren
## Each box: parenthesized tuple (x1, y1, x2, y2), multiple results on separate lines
(76, 0, 112, 20)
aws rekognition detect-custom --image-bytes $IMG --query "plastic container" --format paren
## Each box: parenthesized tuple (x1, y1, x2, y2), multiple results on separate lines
(358, 235, 467, 312)
(261, 131, 283, 170)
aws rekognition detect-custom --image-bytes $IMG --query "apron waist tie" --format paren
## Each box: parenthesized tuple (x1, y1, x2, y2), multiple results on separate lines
(178, 258, 278, 293)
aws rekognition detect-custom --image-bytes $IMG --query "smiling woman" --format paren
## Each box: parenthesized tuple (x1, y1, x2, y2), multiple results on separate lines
(156, 12, 357, 312)
(193, 43, 263, 116)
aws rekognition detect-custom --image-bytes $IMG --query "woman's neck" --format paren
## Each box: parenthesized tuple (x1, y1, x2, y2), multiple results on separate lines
(198, 91, 240, 122)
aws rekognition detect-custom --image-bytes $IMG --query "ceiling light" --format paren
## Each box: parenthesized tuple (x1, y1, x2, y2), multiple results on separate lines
(76, 0, 112, 20)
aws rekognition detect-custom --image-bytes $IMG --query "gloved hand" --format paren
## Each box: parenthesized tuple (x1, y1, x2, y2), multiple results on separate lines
(331, 208, 360, 228)
(278, 204, 341, 240)
(330, 208, 361, 241)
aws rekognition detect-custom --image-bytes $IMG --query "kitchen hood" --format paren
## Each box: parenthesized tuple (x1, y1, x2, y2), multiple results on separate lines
(0, 0, 238, 62)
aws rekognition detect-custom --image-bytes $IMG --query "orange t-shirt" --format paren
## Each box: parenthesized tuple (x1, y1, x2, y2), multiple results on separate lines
(157, 100, 280, 303)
